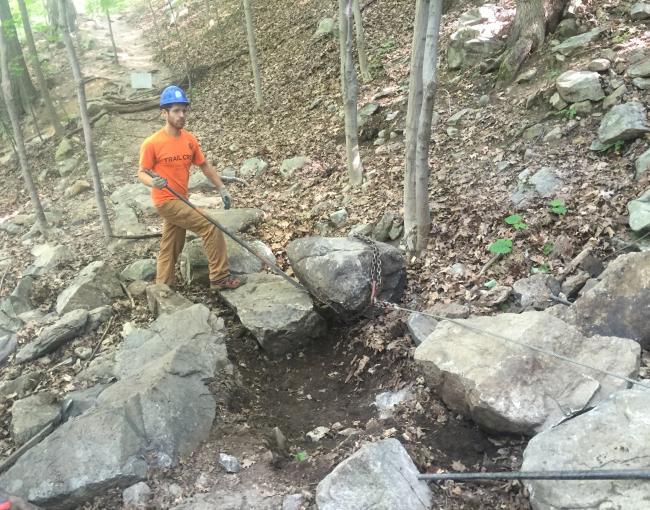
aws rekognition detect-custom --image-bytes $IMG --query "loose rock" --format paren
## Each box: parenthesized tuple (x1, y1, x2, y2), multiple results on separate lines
(598, 101, 650, 145)
(122, 482, 152, 509)
(218, 453, 241, 473)
(239, 157, 268, 179)
(56, 261, 124, 315)
(628, 189, 650, 231)
(120, 259, 157, 281)
(146, 283, 193, 317)
(10, 392, 60, 446)
(556, 71, 604, 103)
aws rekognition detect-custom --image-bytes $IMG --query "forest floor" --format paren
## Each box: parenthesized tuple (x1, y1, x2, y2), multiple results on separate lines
(0, 0, 648, 508)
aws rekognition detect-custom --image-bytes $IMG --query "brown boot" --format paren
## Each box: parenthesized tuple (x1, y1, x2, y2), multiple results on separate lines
(210, 275, 245, 290)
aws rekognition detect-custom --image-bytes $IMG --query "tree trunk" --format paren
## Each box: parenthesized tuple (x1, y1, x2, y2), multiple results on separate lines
(0, 17, 47, 233)
(352, 0, 371, 83)
(497, 0, 568, 84)
(16, 0, 65, 139)
(0, 0, 36, 114)
(106, 10, 118, 64)
(242, 0, 263, 109)
(339, 0, 363, 186)
(59, 0, 112, 239)
(404, 0, 442, 257)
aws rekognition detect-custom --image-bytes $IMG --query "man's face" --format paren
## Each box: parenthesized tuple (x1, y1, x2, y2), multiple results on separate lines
(163, 104, 189, 129)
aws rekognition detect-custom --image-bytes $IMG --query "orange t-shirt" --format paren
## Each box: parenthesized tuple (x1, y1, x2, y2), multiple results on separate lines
(139, 128, 206, 206)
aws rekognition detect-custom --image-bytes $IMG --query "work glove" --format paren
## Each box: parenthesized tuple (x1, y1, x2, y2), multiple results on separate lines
(220, 188, 232, 210)
(152, 175, 167, 190)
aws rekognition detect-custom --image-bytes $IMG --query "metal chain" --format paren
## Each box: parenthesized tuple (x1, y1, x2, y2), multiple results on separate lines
(352, 233, 383, 304)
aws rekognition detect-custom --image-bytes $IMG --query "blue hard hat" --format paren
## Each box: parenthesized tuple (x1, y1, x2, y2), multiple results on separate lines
(160, 85, 189, 108)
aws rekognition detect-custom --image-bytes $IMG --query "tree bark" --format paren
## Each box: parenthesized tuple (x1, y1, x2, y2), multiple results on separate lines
(59, 0, 112, 238)
(0, 16, 47, 233)
(106, 10, 118, 64)
(352, 0, 371, 83)
(404, 0, 442, 257)
(339, 0, 363, 186)
(242, 0, 263, 109)
(0, 0, 36, 114)
(16, 0, 65, 139)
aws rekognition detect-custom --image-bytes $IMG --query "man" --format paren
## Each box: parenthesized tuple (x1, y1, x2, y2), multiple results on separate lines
(138, 85, 243, 290)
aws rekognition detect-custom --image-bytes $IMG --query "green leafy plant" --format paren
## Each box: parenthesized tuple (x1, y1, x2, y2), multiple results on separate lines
(531, 264, 550, 274)
(489, 238, 513, 254)
(564, 106, 577, 120)
(505, 214, 527, 231)
(542, 242, 554, 256)
(548, 199, 567, 216)
(294, 451, 308, 461)
(613, 140, 625, 154)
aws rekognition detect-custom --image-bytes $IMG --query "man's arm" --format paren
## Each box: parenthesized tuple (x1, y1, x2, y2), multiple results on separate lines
(199, 161, 225, 190)
(138, 168, 156, 188)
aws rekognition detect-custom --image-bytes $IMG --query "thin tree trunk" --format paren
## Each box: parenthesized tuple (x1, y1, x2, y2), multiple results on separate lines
(106, 10, 118, 63)
(339, 0, 363, 186)
(16, 0, 65, 139)
(413, 0, 442, 254)
(59, 0, 112, 238)
(242, 0, 263, 109)
(0, 0, 36, 114)
(0, 19, 47, 233)
(352, 0, 371, 83)
(403, 0, 429, 255)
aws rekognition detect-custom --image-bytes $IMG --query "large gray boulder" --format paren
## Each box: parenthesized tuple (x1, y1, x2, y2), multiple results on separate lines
(414, 311, 639, 435)
(562, 252, 650, 348)
(0, 305, 231, 509)
(631, 2, 650, 20)
(447, 6, 506, 70)
(556, 71, 604, 103)
(627, 57, 650, 78)
(16, 309, 89, 363)
(219, 273, 326, 356)
(110, 183, 152, 216)
(56, 261, 124, 314)
(286, 236, 406, 319)
(0, 333, 17, 365)
(627, 189, 650, 232)
(522, 389, 650, 510)
(597, 101, 650, 145)
(551, 28, 604, 56)
(180, 237, 273, 284)
(316, 439, 432, 510)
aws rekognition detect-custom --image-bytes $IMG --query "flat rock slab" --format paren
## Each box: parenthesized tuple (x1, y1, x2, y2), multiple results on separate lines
(146, 283, 193, 317)
(522, 389, 650, 510)
(316, 439, 432, 510)
(10, 392, 60, 446)
(31, 244, 73, 269)
(597, 101, 650, 145)
(563, 251, 650, 348)
(414, 311, 640, 435)
(16, 309, 89, 363)
(628, 188, 650, 231)
(286, 236, 406, 319)
(198, 208, 264, 232)
(0, 305, 231, 509)
(551, 28, 604, 56)
(56, 261, 124, 315)
(219, 273, 326, 356)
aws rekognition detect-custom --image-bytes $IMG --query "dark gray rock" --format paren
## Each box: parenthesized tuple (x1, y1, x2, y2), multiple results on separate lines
(85, 306, 113, 333)
(219, 273, 326, 356)
(10, 392, 60, 446)
(287, 236, 406, 319)
(16, 309, 89, 364)
(414, 311, 639, 435)
(407, 311, 438, 346)
(62, 384, 108, 418)
(120, 259, 156, 281)
(0, 334, 17, 365)
(56, 261, 124, 315)
(552, 28, 604, 56)
(523, 389, 650, 510)
(146, 283, 193, 317)
(316, 439, 432, 510)
(597, 101, 650, 145)
(560, 271, 590, 299)
(372, 211, 396, 241)
(563, 252, 650, 348)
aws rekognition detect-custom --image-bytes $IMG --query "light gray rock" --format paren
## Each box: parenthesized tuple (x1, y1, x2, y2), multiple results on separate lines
(631, 2, 650, 19)
(0, 334, 17, 365)
(218, 453, 240, 473)
(110, 183, 152, 214)
(407, 311, 438, 346)
(86, 305, 113, 333)
(572, 100, 592, 114)
(372, 211, 395, 241)
(56, 261, 124, 315)
(287, 236, 406, 319)
(556, 71, 604, 103)
(329, 208, 348, 227)
(239, 158, 268, 179)
(523, 124, 545, 140)
(375, 388, 414, 419)
(282, 494, 304, 510)
(0, 372, 41, 400)
(563, 251, 650, 348)
(219, 273, 326, 356)
(10, 392, 60, 446)
(447, 18, 505, 70)
(16, 309, 89, 363)
(279, 156, 309, 180)
(180, 237, 273, 284)
(512, 274, 560, 310)
(146, 283, 193, 317)
(127, 280, 148, 297)
(511, 167, 562, 206)
(31, 243, 73, 269)
(120, 259, 157, 281)
(552, 28, 604, 56)
(62, 384, 108, 418)
(122, 482, 152, 508)
(188, 172, 215, 192)
(636, 148, 650, 180)
(313, 17, 337, 39)
(414, 311, 640, 435)
(358, 102, 380, 127)
(316, 439, 432, 510)
(560, 271, 590, 299)
(602, 85, 626, 110)
(633, 77, 650, 90)
(55, 137, 74, 161)
(555, 18, 579, 40)
(447, 108, 469, 126)
(598, 102, 650, 145)
(628, 189, 650, 231)
(523, 389, 650, 510)
(475, 285, 512, 307)
(587, 58, 610, 72)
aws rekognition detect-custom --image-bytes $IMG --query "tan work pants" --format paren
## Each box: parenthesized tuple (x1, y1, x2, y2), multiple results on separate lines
(155, 199, 228, 286)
